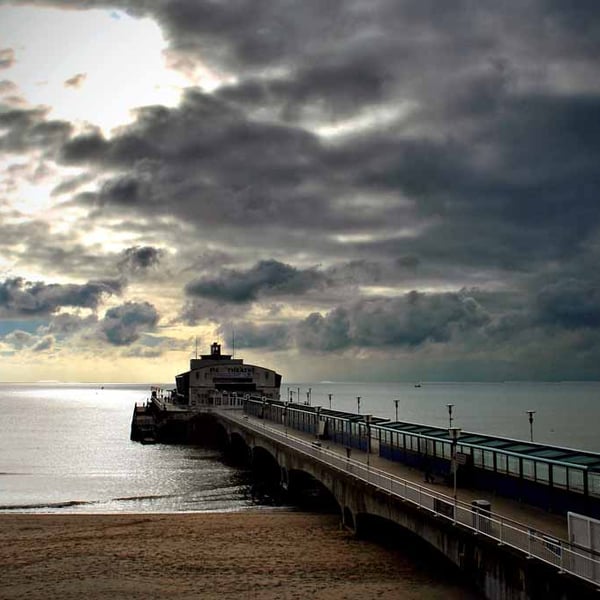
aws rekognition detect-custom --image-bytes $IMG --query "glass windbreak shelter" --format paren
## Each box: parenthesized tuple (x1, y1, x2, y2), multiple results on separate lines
(374, 420, 600, 517)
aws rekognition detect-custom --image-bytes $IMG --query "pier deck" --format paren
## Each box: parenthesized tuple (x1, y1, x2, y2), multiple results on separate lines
(230, 408, 569, 540)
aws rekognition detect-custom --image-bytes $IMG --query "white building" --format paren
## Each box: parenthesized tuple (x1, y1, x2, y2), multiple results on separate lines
(175, 342, 281, 408)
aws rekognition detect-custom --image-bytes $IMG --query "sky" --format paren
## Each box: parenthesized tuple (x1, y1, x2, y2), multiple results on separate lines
(0, 1, 599, 383)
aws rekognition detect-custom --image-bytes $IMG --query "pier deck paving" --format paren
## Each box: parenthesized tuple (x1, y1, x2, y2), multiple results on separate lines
(236, 411, 569, 541)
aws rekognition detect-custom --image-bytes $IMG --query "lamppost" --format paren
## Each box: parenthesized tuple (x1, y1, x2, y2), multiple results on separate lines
(449, 426, 461, 508)
(394, 399, 399, 422)
(447, 403, 454, 428)
(283, 403, 288, 437)
(357, 396, 361, 414)
(526, 410, 536, 442)
(328, 393, 333, 410)
(365, 414, 372, 468)
(287, 387, 290, 402)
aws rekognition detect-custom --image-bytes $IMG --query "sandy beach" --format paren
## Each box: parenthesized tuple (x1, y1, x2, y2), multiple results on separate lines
(0, 510, 479, 599)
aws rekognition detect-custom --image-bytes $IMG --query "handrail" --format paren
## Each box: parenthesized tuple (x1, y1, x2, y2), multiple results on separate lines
(219, 410, 600, 586)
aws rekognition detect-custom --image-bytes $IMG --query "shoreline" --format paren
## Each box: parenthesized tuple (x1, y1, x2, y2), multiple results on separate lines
(0, 510, 480, 599)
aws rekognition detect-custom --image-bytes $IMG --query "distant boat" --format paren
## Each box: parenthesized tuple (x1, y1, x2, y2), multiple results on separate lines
(414, 383, 422, 388)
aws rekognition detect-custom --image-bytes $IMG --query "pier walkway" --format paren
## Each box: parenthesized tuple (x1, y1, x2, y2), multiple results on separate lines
(215, 407, 599, 591)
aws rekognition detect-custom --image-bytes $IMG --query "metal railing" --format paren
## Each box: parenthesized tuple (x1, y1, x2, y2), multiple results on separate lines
(220, 410, 600, 587)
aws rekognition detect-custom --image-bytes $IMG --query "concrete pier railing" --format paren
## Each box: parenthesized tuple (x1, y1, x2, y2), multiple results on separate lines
(220, 410, 600, 587)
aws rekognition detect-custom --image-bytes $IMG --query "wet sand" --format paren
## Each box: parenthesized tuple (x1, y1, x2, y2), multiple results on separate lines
(0, 511, 479, 599)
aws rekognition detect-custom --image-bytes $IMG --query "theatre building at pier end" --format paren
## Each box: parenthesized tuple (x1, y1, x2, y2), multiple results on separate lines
(174, 342, 282, 407)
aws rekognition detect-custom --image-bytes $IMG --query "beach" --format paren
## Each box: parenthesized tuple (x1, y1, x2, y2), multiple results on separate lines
(0, 510, 478, 599)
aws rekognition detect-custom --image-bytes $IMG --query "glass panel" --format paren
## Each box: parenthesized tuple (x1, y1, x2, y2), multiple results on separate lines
(473, 448, 483, 468)
(443, 442, 452, 459)
(553, 465, 567, 488)
(435, 441, 443, 457)
(496, 453, 507, 474)
(483, 451, 494, 471)
(411, 436, 419, 451)
(522, 459, 534, 480)
(536, 461, 549, 483)
(590, 473, 600, 498)
(508, 455, 520, 476)
(568, 469, 584, 493)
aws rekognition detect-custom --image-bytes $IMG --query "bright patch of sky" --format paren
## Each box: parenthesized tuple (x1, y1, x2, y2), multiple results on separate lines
(0, 6, 190, 134)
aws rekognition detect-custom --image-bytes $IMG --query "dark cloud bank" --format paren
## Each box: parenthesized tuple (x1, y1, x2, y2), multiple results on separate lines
(2, 0, 600, 379)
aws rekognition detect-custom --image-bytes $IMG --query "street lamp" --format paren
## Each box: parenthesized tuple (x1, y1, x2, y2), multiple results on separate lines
(328, 393, 333, 410)
(447, 403, 454, 428)
(357, 396, 361, 414)
(365, 414, 372, 468)
(526, 410, 536, 442)
(449, 426, 461, 506)
(394, 399, 399, 422)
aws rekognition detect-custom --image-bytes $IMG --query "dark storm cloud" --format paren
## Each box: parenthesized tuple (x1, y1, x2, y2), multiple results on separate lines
(5, 0, 600, 378)
(185, 260, 325, 303)
(99, 301, 159, 346)
(296, 291, 490, 351)
(0, 277, 122, 317)
(118, 246, 163, 273)
(0, 104, 72, 154)
(217, 57, 390, 122)
(536, 279, 600, 329)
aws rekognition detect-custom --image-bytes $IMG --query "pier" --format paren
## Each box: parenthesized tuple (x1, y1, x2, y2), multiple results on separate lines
(132, 394, 600, 600)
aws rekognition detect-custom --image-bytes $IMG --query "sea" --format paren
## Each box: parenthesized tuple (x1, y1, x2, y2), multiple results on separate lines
(1, 380, 599, 514)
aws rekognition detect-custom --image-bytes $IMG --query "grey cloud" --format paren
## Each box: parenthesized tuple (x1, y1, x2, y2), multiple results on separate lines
(100, 301, 160, 346)
(32, 335, 54, 352)
(179, 297, 252, 325)
(0, 277, 123, 317)
(297, 291, 491, 351)
(0, 105, 73, 154)
(119, 246, 163, 273)
(39, 313, 98, 337)
(3, 329, 35, 350)
(536, 279, 600, 329)
(0, 80, 17, 95)
(0, 48, 15, 70)
(64, 73, 87, 88)
(218, 322, 291, 349)
(50, 172, 95, 196)
(185, 259, 325, 303)
(6, 0, 600, 380)
(60, 129, 108, 163)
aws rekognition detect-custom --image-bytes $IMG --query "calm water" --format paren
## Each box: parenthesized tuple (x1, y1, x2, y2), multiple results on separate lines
(1, 381, 599, 514)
